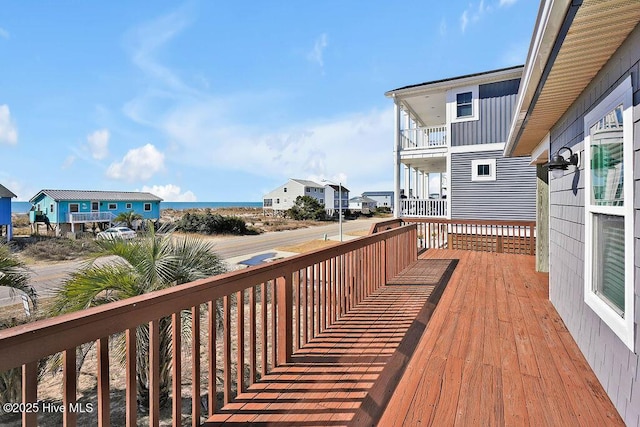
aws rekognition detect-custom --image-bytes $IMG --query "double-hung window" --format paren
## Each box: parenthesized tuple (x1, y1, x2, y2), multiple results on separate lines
(584, 76, 634, 350)
(456, 92, 473, 118)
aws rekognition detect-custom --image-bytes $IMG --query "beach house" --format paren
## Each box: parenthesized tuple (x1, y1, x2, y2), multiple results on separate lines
(0, 184, 16, 241)
(348, 195, 377, 214)
(505, 0, 640, 424)
(362, 191, 394, 211)
(28, 189, 162, 235)
(386, 66, 536, 221)
(263, 179, 350, 217)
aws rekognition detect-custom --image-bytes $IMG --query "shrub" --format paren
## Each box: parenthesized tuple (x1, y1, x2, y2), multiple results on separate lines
(175, 211, 255, 235)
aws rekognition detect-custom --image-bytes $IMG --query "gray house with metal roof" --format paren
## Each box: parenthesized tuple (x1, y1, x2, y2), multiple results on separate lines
(263, 179, 350, 216)
(29, 189, 162, 235)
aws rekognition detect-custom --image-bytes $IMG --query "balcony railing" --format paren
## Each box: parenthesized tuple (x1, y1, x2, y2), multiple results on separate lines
(400, 198, 447, 217)
(401, 125, 447, 149)
(67, 211, 115, 223)
(406, 218, 536, 255)
(0, 225, 417, 427)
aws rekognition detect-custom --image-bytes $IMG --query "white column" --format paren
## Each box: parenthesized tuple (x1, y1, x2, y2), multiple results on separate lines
(393, 103, 402, 218)
(405, 165, 411, 198)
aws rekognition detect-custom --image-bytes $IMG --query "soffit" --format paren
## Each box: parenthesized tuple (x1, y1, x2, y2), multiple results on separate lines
(513, 0, 640, 156)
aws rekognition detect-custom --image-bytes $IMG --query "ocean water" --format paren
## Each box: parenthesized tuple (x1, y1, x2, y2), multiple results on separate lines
(11, 201, 261, 214)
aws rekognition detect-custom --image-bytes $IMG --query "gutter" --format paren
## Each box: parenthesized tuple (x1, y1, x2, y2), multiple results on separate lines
(504, 0, 583, 157)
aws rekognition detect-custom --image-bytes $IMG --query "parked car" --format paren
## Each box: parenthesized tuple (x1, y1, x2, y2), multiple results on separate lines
(96, 226, 136, 240)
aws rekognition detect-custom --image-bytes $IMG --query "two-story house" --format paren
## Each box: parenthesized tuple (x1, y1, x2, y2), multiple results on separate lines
(323, 184, 350, 217)
(386, 66, 536, 221)
(0, 184, 17, 241)
(263, 179, 350, 217)
(263, 179, 326, 215)
(29, 189, 162, 235)
(362, 191, 394, 212)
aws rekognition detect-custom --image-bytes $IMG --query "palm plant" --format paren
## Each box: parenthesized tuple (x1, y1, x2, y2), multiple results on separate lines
(51, 224, 226, 408)
(113, 210, 143, 229)
(0, 243, 36, 406)
(0, 243, 36, 310)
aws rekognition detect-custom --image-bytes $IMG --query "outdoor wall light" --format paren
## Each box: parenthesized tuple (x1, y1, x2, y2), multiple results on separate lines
(546, 146, 579, 179)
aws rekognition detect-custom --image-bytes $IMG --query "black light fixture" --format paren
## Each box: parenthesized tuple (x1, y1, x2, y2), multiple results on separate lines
(546, 146, 579, 179)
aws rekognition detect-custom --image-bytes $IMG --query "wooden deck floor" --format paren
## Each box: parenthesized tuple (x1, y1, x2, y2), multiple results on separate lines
(205, 250, 624, 426)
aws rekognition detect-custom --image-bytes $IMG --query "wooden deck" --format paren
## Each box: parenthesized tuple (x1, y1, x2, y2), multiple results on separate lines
(205, 250, 624, 426)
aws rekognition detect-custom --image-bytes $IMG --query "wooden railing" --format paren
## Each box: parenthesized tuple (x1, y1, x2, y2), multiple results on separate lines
(403, 218, 536, 255)
(0, 225, 417, 427)
(401, 125, 447, 149)
(400, 199, 448, 217)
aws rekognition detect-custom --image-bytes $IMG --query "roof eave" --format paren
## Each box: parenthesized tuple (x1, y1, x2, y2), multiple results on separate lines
(504, 0, 576, 157)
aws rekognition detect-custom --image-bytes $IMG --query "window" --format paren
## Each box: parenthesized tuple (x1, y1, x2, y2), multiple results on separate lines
(126, 203, 132, 209)
(264, 199, 272, 207)
(584, 76, 634, 350)
(276, 198, 280, 204)
(108, 203, 117, 210)
(50, 204, 54, 213)
(284, 187, 287, 192)
(456, 92, 473, 117)
(449, 85, 479, 122)
(91, 202, 99, 211)
(69, 203, 79, 213)
(306, 188, 310, 193)
(471, 159, 496, 181)
(143, 203, 151, 212)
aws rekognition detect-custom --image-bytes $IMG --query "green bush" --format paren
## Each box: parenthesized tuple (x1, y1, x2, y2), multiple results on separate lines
(176, 211, 255, 235)
(287, 196, 326, 221)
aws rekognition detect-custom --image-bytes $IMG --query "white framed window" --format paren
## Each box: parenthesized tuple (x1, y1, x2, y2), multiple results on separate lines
(108, 203, 117, 210)
(584, 76, 634, 350)
(143, 203, 152, 212)
(448, 85, 479, 123)
(471, 159, 496, 181)
(126, 203, 132, 209)
(283, 187, 287, 192)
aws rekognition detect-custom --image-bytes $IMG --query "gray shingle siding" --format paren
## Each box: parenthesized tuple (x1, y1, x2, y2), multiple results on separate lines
(547, 23, 640, 427)
(451, 79, 520, 147)
(450, 150, 536, 220)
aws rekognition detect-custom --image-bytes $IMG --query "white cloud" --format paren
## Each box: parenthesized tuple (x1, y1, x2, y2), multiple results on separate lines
(0, 105, 18, 144)
(106, 143, 165, 181)
(499, 0, 517, 6)
(62, 155, 76, 169)
(439, 18, 447, 37)
(86, 129, 110, 159)
(460, 1, 490, 33)
(460, 10, 469, 32)
(140, 184, 196, 202)
(501, 40, 529, 65)
(0, 27, 9, 39)
(307, 33, 328, 68)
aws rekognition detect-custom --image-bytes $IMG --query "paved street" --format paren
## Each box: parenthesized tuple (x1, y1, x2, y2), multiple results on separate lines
(0, 217, 385, 308)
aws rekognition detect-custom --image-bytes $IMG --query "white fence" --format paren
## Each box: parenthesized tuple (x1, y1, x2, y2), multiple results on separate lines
(400, 199, 447, 217)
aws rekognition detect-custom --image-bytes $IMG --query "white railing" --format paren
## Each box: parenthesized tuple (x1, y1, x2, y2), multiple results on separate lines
(400, 199, 447, 217)
(67, 211, 115, 223)
(401, 125, 447, 149)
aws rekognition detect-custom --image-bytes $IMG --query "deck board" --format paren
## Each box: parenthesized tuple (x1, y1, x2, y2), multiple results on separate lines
(205, 250, 624, 426)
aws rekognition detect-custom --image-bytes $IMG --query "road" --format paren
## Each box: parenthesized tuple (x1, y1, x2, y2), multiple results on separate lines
(0, 217, 384, 308)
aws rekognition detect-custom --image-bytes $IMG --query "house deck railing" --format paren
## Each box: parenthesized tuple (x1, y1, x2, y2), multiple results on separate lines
(0, 225, 417, 427)
(401, 125, 447, 149)
(400, 198, 447, 217)
(371, 218, 535, 256)
(67, 211, 115, 223)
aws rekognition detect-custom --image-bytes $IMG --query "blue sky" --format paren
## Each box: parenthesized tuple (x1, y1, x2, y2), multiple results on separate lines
(1, 0, 538, 202)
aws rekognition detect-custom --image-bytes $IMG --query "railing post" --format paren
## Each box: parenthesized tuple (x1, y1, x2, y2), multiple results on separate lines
(529, 223, 535, 255)
(276, 275, 293, 366)
(497, 235, 504, 253)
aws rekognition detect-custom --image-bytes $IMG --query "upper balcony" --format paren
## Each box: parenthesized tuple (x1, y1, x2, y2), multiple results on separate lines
(0, 220, 623, 426)
(400, 125, 447, 150)
(67, 211, 115, 223)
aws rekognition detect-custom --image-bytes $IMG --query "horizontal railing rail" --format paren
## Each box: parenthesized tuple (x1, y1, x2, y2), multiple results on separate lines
(401, 218, 536, 255)
(400, 125, 447, 149)
(0, 225, 417, 427)
(400, 199, 448, 217)
(67, 212, 115, 223)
